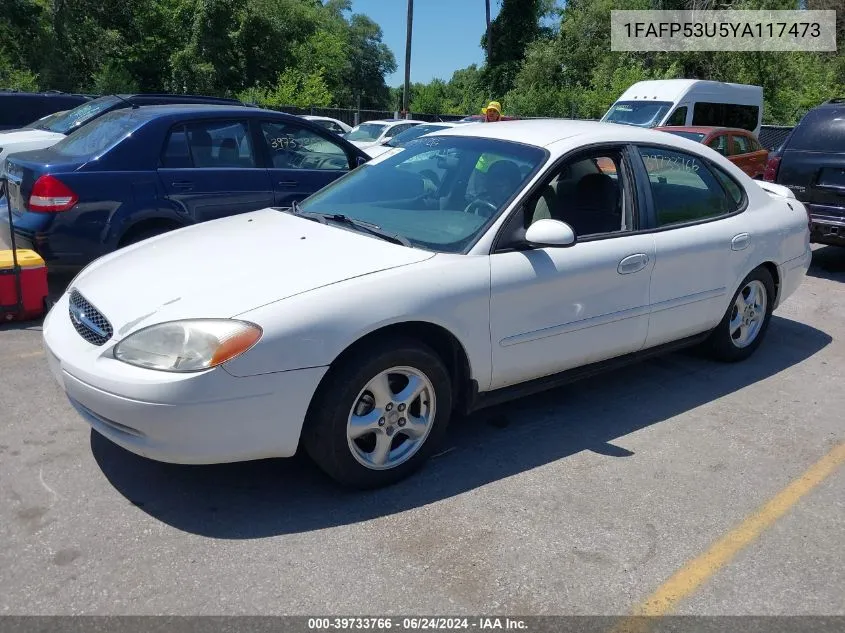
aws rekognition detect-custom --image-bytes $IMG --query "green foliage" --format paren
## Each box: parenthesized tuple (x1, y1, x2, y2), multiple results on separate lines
(1, 0, 842, 124)
(0, 52, 40, 92)
(239, 68, 333, 109)
(483, 0, 843, 123)
(481, 0, 556, 97)
(92, 62, 141, 94)
(0, 0, 396, 109)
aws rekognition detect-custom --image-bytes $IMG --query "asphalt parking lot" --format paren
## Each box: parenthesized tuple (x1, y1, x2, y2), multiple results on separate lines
(1, 240, 843, 617)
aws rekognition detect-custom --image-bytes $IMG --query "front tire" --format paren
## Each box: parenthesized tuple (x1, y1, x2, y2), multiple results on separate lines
(703, 266, 775, 362)
(302, 337, 453, 489)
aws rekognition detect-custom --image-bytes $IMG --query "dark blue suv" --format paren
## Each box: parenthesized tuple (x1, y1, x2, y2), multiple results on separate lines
(1, 105, 370, 271)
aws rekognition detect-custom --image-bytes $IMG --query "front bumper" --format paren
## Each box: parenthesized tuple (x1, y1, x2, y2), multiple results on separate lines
(42, 292, 329, 464)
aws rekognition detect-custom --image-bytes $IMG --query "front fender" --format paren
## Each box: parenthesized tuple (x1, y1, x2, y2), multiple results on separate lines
(223, 254, 494, 389)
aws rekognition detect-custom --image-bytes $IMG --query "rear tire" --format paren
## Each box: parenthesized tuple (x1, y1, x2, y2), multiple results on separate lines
(302, 336, 453, 489)
(702, 266, 775, 362)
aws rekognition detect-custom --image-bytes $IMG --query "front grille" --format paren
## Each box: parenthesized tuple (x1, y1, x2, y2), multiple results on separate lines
(68, 289, 113, 346)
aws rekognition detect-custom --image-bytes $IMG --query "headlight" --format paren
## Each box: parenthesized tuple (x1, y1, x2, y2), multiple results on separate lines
(113, 319, 262, 372)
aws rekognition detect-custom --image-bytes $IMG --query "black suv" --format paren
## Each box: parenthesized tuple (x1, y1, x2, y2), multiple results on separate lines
(765, 98, 845, 247)
(0, 90, 92, 131)
(23, 93, 250, 138)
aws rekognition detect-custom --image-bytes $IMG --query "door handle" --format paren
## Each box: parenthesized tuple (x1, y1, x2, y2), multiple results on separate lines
(277, 180, 299, 188)
(171, 180, 194, 190)
(731, 233, 750, 251)
(618, 253, 649, 274)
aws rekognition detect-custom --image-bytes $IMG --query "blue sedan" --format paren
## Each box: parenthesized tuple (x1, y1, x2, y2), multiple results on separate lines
(1, 104, 370, 271)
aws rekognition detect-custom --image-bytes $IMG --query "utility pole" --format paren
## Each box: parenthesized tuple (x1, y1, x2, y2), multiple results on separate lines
(485, 0, 492, 65)
(403, 0, 413, 118)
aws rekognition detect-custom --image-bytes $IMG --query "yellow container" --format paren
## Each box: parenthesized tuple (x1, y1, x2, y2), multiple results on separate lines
(0, 249, 45, 270)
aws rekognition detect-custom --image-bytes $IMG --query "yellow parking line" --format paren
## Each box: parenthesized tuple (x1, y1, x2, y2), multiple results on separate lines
(614, 442, 845, 632)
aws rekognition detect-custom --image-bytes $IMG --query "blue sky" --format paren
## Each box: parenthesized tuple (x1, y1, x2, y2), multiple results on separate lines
(350, 0, 503, 87)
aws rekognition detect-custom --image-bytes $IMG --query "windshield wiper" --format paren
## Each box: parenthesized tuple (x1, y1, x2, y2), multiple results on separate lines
(298, 211, 412, 247)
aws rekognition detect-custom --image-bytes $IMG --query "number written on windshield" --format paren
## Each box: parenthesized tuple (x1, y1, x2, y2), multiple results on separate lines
(269, 136, 300, 150)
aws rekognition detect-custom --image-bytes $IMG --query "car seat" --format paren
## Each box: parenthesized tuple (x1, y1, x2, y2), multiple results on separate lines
(217, 138, 240, 166)
(189, 129, 214, 167)
(566, 173, 622, 236)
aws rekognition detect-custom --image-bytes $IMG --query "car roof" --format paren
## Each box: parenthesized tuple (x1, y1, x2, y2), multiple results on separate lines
(420, 121, 472, 127)
(360, 119, 425, 125)
(430, 118, 738, 149)
(655, 126, 752, 135)
(100, 104, 295, 121)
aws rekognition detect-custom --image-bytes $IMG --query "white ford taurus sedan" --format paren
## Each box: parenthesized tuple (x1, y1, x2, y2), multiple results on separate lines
(42, 120, 812, 488)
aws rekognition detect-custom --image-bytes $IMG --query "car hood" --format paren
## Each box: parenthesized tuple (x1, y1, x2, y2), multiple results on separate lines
(71, 208, 436, 337)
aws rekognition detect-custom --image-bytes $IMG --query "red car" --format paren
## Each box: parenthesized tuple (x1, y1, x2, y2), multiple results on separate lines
(654, 126, 769, 179)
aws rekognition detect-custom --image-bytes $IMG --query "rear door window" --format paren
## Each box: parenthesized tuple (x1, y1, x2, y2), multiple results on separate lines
(164, 120, 257, 168)
(637, 146, 741, 226)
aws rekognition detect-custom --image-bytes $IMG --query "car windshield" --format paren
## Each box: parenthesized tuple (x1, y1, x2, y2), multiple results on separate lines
(345, 123, 387, 142)
(297, 135, 546, 253)
(43, 96, 121, 135)
(662, 130, 706, 142)
(26, 110, 67, 129)
(48, 108, 144, 158)
(386, 124, 450, 147)
(603, 101, 673, 128)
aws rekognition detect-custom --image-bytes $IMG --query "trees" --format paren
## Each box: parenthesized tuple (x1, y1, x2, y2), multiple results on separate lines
(0, 0, 397, 109)
(481, 0, 556, 97)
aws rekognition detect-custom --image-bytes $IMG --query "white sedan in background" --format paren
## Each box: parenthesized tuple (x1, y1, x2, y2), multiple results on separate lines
(299, 115, 352, 135)
(343, 118, 425, 149)
(362, 120, 477, 159)
(43, 120, 811, 488)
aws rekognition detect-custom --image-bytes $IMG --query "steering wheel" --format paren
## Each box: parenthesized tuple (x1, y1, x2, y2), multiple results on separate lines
(463, 198, 498, 218)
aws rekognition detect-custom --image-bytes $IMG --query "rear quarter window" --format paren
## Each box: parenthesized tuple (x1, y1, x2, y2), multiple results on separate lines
(786, 106, 845, 153)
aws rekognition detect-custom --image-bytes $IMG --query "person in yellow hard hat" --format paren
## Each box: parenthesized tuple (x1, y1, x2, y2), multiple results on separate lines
(484, 101, 502, 122)
(474, 102, 504, 171)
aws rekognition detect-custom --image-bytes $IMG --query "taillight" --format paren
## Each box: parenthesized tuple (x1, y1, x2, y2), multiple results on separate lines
(762, 156, 781, 182)
(28, 175, 78, 213)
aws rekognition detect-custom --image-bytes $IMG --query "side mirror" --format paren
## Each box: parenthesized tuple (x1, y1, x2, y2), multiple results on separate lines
(524, 219, 576, 248)
(356, 155, 368, 167)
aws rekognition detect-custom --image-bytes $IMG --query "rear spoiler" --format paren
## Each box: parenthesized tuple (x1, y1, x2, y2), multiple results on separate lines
(756, 181, 796, 199)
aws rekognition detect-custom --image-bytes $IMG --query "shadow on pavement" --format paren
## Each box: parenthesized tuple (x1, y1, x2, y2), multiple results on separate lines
(808, 245, 845, 281)
(92, 314, 832, 539)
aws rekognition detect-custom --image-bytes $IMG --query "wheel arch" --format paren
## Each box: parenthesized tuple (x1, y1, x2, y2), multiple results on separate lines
(324, 320, 474, 414)
(759, 260, 781, 305)
(118, 216, 187, 247)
